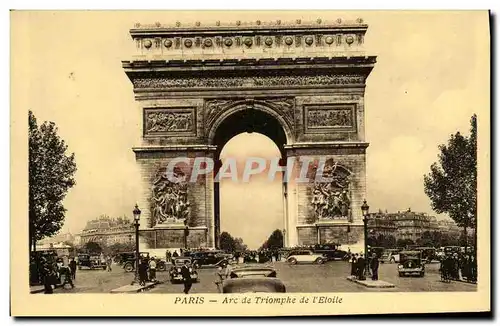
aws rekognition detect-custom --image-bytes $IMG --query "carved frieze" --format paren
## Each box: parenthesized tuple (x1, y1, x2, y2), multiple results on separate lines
(304, 104, 356, 133)
(204, 99, 234, 131)
(311, 160, 352, 221)
(133, 74, 365, 89)
(144, 107, 196, 136)
(149, 166, 191, 227)
(204, 97, 295, 136)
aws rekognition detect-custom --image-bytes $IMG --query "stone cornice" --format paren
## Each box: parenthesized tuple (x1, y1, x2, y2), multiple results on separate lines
(126, 18, 373, 61)
(132, 145, 217, 152)
(284, 141, 369, 150)
(123, 56, 376, 71)
(130, 18, 367, 36)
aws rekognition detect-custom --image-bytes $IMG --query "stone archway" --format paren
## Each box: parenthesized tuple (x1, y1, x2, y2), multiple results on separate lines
(209, 101, 290, 248)
(122, 18, 376, 250)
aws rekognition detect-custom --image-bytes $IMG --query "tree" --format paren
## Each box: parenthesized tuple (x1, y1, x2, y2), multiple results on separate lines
(29, 111, 77, 252)
(219, 231, 248, 253)
(84, 241, 102, 253)
(424, 114, 477, 255)
(259, 229, 284, 250)
(385, 235, 397, 248)
(396, 238, 414, 248)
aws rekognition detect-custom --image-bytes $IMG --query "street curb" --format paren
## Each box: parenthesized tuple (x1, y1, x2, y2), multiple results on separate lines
(346, 276, 396, 288)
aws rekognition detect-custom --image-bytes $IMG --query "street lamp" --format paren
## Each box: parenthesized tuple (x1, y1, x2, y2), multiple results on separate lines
(132, 204, 141, 285)
(282, 229, 286, 248)
(183, 219, 189, 250)
(361, 199, 370, 279)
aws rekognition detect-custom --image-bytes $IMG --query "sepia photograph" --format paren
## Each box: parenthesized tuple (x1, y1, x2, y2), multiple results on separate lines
(10, 9, 490, 316)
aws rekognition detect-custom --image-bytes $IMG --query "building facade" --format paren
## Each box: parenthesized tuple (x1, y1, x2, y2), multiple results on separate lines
(79, 215, 135, 247)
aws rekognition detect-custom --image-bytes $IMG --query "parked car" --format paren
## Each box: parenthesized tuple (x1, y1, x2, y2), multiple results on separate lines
(380, 249, 401, 264)
(190, 250, 227, 267)
(121, 252, 166, 272)
(77, 253, 106, 270)
(313, 244, 349, 261)
(223, 266, 286, 293)
(169, 257, 198, 283)
(398, 250, 425, 277)
(368, 246, 385, 259)
(416, 247, 437, 263)
(286, 250, 325, 265)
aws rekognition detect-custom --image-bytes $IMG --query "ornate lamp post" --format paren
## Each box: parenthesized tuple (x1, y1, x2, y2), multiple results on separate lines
(282, 229, 286, 248)
(183, 219, 189, 250)
(361, 200, 370, 278)
(132, 204, 141, 285)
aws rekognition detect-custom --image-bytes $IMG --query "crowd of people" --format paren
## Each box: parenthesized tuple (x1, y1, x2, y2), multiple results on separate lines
(36, 256, 78, 294)
(439, 252, 477, 283)
(348, 252, 379, 281)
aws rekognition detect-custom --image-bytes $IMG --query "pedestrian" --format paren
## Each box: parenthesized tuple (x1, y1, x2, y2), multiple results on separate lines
(60, 262, 75, 289)
(173, 250, 179, 258)
(138, 258, 148, 286)
(69, 258, 77, 280)
(181, 259, 193, 294)
(357, 254, 366, 280)
(370, 252, 379, 281)
(41, 259, 54, 294)
(350, 254, 358, 277)
(166, 251, 172, 263)
(149, 258, 157, 282)
(106, 255, 113, 272)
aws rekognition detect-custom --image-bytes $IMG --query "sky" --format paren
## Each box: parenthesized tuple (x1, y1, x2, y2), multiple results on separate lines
(13, 11, 489, 249)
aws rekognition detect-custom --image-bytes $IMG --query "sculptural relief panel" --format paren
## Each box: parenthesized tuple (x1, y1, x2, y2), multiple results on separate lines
(304, 104, 356, 134)
(144, 107, 196, 137)
(149, 166, 191, 228)
(310, 159, 353, 221)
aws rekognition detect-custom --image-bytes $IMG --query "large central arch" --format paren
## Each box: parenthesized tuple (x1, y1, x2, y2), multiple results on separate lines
(210, 102, 289, 247)
(123, 18, 376, 250)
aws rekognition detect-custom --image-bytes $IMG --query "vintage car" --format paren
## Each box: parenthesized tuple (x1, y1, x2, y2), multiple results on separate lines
(169, 257, 199, 283)
(380, 249, 401, 264)
(77, 253, 107, 270)
(416, 247, 437, 263)
(398, 250, 425, 277)
(313, 244, 349, 261)
(121, 252, 167, 272)
(286, 250, 325, 265)
(368, 246, 385, 259)
(222, 266, 286, 293)
(190, 250, 228, 267)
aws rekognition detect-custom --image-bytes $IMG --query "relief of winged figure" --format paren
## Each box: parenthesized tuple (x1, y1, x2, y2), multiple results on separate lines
(311, 160, 351, 220)
(150, 167, 190, 227)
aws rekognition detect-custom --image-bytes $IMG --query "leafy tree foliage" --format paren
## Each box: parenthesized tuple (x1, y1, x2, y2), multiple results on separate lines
(424, 114, 477, 251)
(84, 241, 102, 253)
(29, 111, 77, 251)
(260, 229, 284, 250)
(219, 231, 248, 252)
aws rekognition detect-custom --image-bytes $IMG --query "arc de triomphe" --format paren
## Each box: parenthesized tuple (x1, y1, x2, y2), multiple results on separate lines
(122, 18, 376, 250)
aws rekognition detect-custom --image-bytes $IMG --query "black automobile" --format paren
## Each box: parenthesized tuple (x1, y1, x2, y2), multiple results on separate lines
(121, 252, 167, 272)
(398, 250, 425, 277)
(313, 244, 348, 261)
(169, 257, 198, 283)
(77, 253, 106, 270)
(190, 251, 227, 267)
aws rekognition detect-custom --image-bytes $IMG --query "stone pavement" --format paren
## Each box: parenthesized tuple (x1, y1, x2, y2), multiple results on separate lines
(110, 281, 160, 293)
(346, 275, 395, 288)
